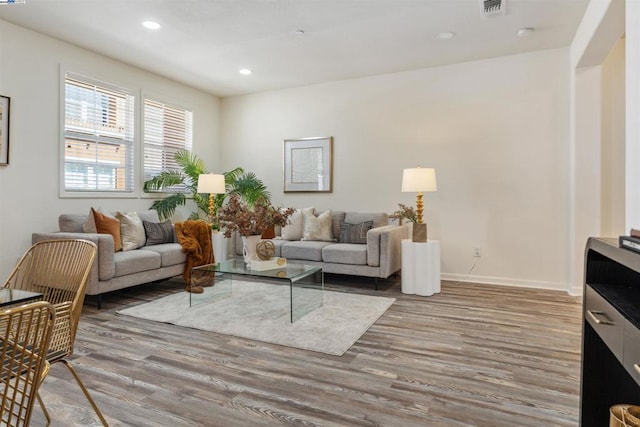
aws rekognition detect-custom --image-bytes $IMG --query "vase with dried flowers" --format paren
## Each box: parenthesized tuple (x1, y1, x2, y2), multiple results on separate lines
(391, 203, 427, 242)
(390, 203, 418, 224)
(218, 195, 295, 263)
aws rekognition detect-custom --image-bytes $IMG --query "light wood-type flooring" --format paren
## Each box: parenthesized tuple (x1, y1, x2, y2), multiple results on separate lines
(29, 275, 583, 426)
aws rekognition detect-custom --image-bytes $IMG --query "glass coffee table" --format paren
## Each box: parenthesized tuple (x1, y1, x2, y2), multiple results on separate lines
(190, 259, 324, 323)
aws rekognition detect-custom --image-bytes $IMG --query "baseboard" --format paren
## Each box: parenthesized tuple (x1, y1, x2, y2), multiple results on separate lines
(440, 272, 571, 293)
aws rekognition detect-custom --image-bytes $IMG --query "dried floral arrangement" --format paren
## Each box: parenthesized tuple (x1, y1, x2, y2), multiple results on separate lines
(218, 195, 295, 237)
(390, 203, 418, 223)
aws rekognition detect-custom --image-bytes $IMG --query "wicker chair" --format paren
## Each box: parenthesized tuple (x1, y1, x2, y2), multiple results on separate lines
(0, 301, 56, 426)
(2, 239, 108, 426)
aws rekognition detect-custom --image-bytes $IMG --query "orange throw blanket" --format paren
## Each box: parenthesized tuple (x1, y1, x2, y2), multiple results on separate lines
(175, 219, 214, 284)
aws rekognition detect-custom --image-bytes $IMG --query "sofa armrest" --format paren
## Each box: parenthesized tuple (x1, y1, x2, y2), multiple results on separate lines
(366, 225, 409, 278)
(31, 232, 116, 285)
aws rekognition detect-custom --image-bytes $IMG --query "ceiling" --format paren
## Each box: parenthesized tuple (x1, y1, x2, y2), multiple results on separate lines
(0, 0, 589, 97)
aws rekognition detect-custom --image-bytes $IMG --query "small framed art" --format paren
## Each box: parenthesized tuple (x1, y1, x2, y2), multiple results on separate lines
(0, 95, 9, 165)
(284, 136, 332, 192)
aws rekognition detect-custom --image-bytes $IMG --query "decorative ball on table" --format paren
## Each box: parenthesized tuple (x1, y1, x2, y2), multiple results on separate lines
(256, 240, 276, 260)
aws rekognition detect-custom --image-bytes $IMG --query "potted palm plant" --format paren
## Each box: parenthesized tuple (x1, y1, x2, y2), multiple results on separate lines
(143, 149, 270, 224)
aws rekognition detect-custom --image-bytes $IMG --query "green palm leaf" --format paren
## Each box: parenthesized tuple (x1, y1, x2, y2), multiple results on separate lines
(150, 193, 187, 221)
(143, 170, 185, 192)
(229, 172, 270, 206)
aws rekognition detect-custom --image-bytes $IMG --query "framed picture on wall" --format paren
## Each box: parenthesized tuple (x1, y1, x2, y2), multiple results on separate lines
(0, 95, 9, 166)
(284, 136, 332, 192)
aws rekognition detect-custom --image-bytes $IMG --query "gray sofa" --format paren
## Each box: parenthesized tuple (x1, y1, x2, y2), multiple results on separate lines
(235, 211, 407, 285)
(32, 210, 186, 308)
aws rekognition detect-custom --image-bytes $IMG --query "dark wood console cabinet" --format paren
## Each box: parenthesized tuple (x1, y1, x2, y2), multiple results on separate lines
(581, 237, 640, 426)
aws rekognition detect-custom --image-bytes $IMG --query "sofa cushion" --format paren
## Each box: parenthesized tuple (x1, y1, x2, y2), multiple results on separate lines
(142, 243, 186, 267)
(344, 212, 388, 228)
(281, 240, 333, 262)
(301, 210, 334, 241)
(92, 208, 122, 252)
(113, 249, 161, 277)
(143, 220, 174, 245)
(270, 239, 286, 257)
(330, 211, 346, 241)
(59, 214, 88, 233)
(322, 243, 367, 265)
(340, 220, 374, 244)
(137, 210, 161, 223)
(281, 207, 314, 240)
(117, 211, 146, 251)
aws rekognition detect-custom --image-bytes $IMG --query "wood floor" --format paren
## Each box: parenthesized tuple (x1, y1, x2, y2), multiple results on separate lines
(29, 275, 583, 427)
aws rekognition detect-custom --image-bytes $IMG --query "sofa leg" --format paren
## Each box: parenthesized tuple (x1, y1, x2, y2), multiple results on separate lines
(374, 278, 379, 291)
(96, 294, 102, 309)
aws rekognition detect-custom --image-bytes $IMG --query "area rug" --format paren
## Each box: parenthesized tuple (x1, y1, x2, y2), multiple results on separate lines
(117, 281, 395, 356)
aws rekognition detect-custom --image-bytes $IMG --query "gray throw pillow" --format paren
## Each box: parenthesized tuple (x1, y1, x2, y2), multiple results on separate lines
(143, 220, 174, 245)
(340, 221, 373, 244)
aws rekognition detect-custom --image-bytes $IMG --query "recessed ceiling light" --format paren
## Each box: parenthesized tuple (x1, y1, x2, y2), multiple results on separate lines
(436, 32, 456, 40)
(517, 27, 535, 38)
(239, 68, 252, 76)
(142, 20, 161, 30)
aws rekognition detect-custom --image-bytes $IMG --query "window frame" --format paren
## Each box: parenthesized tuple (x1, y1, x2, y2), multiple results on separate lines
(59, 69, 139, 199)
(141, 93, 194, 197)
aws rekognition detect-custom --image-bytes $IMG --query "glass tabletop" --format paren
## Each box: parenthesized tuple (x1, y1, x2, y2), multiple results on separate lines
(0, 289, 43, 308)
(193, 259, 322, 281)
(191, 259, 324, 322)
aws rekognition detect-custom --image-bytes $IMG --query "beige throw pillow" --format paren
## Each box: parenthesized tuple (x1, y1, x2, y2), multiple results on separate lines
(280, 207, 314, 240)
(302, 210, 333, 241)
(116, 211, 147, 251)
(83, 208, 98, 232)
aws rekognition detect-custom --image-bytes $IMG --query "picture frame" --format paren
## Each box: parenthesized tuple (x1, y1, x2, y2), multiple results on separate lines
(0, 95, 9, 165)
(284, 136, 332, 192)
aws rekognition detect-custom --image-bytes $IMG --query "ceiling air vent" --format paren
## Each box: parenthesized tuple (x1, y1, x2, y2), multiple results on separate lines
(480, 0, 506, 18)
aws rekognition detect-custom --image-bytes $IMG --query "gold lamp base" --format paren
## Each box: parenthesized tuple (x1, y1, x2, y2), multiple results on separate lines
(413, 191, 427, 242)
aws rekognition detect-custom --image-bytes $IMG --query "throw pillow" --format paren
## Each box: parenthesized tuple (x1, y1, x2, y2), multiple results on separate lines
(92, 207, 122, 252)
(143, 220, 174, 245)
(116, 211, 146, 251)
(340, 220, 374, 244)
(301, 210, 333, 241)
(83, 211, 97, 233)
(280, 207, 314, 240)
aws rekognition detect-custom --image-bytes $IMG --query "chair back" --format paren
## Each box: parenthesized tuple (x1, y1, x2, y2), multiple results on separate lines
(0, 301, 56, 426)
(3, 240, 97, 361)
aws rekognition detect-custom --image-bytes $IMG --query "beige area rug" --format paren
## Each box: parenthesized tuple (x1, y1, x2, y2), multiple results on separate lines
(117, 280, 395, 356)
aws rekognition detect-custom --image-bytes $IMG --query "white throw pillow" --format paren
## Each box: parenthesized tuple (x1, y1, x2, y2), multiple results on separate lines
(116, 211, 147, 251)
(302, 210, 333, 241)
(280, 207, 314, 241)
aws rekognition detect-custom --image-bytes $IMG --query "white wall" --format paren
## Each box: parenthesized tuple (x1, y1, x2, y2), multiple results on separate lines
(0, 20, 221, 277)
(221, 49, 571, 290)
(567, 0, 624, 295)
(601, 37, 626, 236)
(626, 0, 640, 231)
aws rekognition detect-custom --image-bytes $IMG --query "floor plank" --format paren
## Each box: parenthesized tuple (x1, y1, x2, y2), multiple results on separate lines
(29, 275, 582, 426)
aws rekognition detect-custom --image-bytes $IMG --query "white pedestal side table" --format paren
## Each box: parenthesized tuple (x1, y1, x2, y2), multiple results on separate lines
(401, 239, 441, 296)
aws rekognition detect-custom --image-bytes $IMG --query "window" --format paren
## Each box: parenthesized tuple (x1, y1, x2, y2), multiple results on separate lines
(64, 74, 135, 193)
(143, 97, 193, 191)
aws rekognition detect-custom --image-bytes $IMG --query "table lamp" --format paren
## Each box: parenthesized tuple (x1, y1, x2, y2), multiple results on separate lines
(197, 174, 226, 227)
(402, 167, 437, 242)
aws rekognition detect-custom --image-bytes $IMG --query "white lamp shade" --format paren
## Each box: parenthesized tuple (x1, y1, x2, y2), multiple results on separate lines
(402, 168, 437, 192)
(197, 174, 226, 194)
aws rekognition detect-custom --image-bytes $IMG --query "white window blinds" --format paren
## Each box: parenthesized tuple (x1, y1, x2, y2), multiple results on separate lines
(143, 98, 193, 191)
(64, 74, 135, 193)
